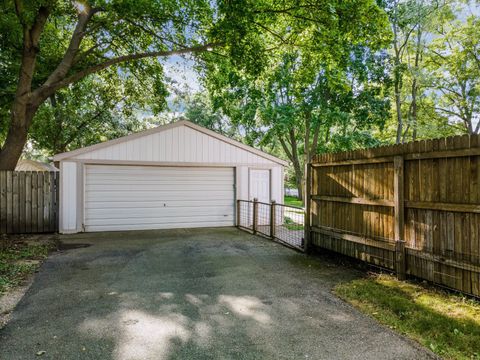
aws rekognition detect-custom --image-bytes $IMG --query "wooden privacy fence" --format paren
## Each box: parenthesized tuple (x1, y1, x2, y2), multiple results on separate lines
(0, 171, 59, 234)
(305, 134, 480, 297)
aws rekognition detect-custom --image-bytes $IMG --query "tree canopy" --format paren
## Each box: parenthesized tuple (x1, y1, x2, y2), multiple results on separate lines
(0, 0, 390, 169)
(0, 0, 478, 200)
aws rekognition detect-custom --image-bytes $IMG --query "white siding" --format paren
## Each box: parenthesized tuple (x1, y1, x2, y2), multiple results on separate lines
(59, 161, 77, 233)
(84, 165, 234, 232)
(57, 122, 285, 233)
(236, 166, 249, 201)
(74, 126, 275, 166)
(271, 166, 283, 203)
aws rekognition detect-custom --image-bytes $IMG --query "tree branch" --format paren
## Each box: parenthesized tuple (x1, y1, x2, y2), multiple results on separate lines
(32, 42, 222, 105)
(43, 6, 100, 87)
(434, 106, 462, 119)
(15, 5, 50, 102)
(124, 19, 185, 49)
(310, 121, 321, 159)
(278, 136, 294, 162)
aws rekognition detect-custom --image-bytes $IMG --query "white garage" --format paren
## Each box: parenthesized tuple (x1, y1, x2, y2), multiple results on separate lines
(53, 120, 286, 234)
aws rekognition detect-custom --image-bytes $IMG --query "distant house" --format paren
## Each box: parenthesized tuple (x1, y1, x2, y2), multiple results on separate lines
(15, 159, 58, 172)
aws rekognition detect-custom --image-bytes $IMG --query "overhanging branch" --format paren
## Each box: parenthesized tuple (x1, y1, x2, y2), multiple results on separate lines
(32, 42, 223, 103)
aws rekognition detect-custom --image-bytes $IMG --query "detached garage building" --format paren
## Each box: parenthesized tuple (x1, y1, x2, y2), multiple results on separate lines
(53, 120, 286, 234)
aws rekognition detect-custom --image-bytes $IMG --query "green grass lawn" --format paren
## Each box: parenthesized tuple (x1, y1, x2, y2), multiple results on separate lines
(334, 273, 480, 360)
(283, 216, 304, 231)
(0, 237, 56, 294)
(284, 195, 303, 208)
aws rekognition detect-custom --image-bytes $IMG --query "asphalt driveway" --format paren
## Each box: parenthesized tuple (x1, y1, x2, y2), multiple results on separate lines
(0, 228, 433, 360)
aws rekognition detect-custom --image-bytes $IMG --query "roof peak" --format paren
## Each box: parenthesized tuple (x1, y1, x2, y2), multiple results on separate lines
(53, 120, 287, 166)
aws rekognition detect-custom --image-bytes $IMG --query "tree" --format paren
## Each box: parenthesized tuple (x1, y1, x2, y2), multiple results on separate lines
(427, 14, 480, 134)
(0, 0, 392, 170)
(183, 93, 240, 139)
(385, 0, 453, 143)
(260, 50, 389, 200)
(29, 66, 167, 156)
(202, 46, 390, 201)
(0, 0, 218, 169)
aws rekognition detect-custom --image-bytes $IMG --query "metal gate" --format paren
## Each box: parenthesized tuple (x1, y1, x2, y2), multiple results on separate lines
(237, 199, 305, 251)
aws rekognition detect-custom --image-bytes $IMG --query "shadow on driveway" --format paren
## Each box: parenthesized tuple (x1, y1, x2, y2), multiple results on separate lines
(0, 227, 434, 359)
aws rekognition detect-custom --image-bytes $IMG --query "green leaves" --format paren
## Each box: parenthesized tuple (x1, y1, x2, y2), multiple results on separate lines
(426, 13, 480, 134)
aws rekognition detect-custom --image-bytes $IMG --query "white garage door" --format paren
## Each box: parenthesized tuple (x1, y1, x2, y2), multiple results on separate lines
(84, 165, 234, 232)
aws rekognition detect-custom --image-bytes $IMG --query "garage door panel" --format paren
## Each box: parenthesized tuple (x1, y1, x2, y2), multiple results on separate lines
(85, 190, 232, 201)
(84, 165, 234, 232)
(86, 168, 232, 178)
(86, 173, 233, 182)
(85, 220, 233, 232)
(85, 214, 233, 226)
(85, 205, 234, 218)
(85, 199, 234, 210)
(86, 180, 232, 188)
(86, 176, 232, 185)
(86, 184, 233, 192)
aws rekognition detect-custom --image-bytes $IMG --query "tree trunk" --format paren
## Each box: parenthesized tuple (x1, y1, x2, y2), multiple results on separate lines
(0, 108, 33, 170)
(0, 6, 49, 169)
(394, 72, 403, 144)
(290, 156, 303, 202)
(410, 79, 418, 141)
(392, 3, 403, 145)
(278, 131, 303, 202)
(288, 128, 303, 202)
(410, 29, 422, 141)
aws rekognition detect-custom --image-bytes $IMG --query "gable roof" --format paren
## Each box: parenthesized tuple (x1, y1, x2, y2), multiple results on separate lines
(53, 120, 288, 166)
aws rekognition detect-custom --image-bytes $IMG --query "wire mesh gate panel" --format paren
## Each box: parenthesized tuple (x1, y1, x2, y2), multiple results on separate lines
(274, 203, 304, 248)
(237, 200, 253, 231)
(308, 134, 480, 298)
(237, 199, 304, 251)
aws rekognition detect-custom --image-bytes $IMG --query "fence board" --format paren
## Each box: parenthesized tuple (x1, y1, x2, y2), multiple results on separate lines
(0, 171, 6, 233)
(6, 171, 12, 234)
(309, 134, 480, 297)
(37, 172, 44, 232)
(19, 171, 25, 233)
(0, 171, 59, 234)
(25, 172, 32, 233)
(43, 172, 48, 231)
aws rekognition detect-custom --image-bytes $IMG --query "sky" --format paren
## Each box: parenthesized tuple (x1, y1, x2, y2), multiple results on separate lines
(136, 55, 200, 122)
(162, 55, 201, 94)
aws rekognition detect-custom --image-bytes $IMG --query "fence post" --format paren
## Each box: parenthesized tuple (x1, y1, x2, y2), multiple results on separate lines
(236, 200, 241, 227)
(252, 198, 258, 234)
(304, 163, 312, 253)
(270, 200, 276, 238)
(394, 156, 406, 280)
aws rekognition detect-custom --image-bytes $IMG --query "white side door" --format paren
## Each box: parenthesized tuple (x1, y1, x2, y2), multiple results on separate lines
(249, 169, 271, 202)
(249, 169, 271, 226)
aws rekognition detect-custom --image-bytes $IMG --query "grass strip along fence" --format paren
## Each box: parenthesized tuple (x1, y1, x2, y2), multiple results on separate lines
(305, 134, 480, 298)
